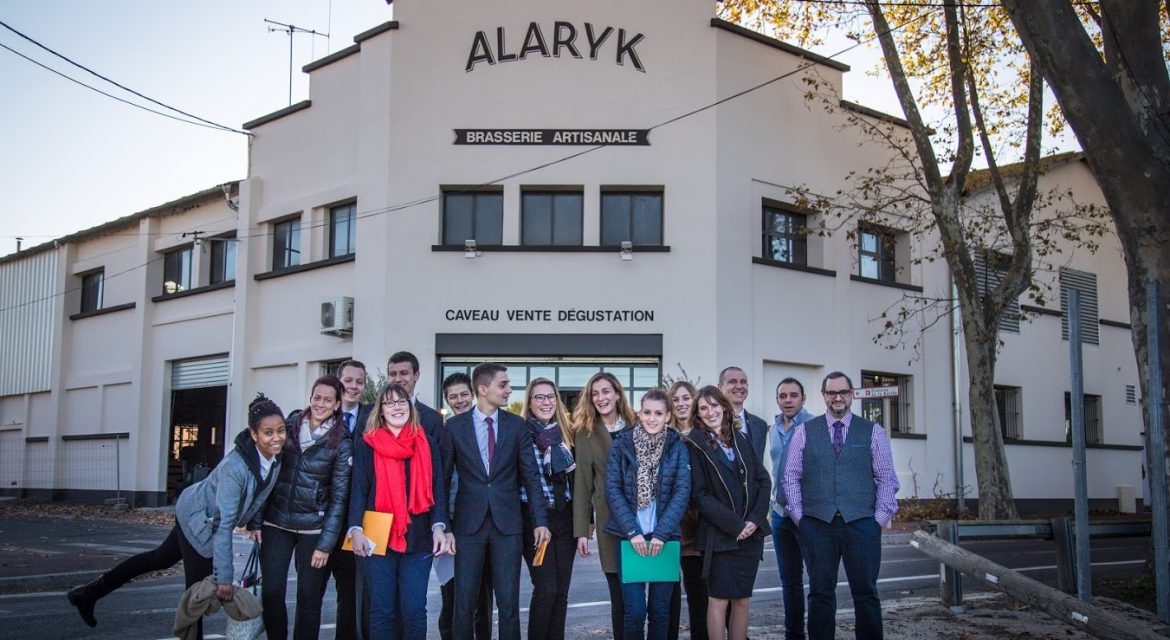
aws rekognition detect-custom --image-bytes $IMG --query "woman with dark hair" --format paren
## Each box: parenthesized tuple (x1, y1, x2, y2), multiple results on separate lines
(67, 394, 287, 640)
(685, 386, 771, 640)
(258, 375, 353, 640)
(605, 389, 691, 640)
(573, 371, 638, 640)
(519, 377, 577, 640)
(348, 383, 448, 639)
(667, 380, 707, 640)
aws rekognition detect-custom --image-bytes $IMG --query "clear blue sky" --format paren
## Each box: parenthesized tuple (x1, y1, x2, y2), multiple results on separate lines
(0, 1, 933, 259)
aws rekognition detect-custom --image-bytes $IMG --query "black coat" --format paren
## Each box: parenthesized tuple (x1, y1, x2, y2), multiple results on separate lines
(743, 410, 769, 464)
(262, 412, 354, 551)
(415, 400, 444, 439)
(349, 428, 448, 554)
(685, 428, 771, 556)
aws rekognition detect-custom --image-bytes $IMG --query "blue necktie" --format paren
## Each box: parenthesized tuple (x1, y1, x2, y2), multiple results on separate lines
(344, 413, 354, 432)
(832, 421, 845, 457)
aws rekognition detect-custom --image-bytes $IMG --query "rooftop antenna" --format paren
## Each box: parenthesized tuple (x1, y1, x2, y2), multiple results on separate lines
(15, 237, 22, 252)
(264, 19, 329, 106)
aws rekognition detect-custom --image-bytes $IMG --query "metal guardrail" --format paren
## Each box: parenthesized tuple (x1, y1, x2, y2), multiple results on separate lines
(918, 518, 1152, 611)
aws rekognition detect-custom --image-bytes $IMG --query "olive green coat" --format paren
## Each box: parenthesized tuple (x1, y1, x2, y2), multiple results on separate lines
(573, 419, 621, 574)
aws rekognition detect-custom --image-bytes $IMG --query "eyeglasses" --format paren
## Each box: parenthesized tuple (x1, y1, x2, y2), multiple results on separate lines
(822, 390, 853, 399)
(381, 399, 411, 408)
(531, 394, 558, 403)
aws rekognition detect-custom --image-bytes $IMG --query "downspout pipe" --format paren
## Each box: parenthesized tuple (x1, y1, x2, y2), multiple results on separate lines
(951, 275, 965, 509)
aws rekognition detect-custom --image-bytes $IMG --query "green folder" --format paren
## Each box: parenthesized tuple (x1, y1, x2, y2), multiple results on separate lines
(619, 540, 681, 583)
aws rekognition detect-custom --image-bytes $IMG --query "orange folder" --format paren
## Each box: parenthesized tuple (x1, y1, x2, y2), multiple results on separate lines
(533, 537, 549, 566)
(342, 511, 394, 556)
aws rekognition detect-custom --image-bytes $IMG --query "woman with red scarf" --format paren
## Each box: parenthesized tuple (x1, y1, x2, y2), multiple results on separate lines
(347, 383, 449, 639)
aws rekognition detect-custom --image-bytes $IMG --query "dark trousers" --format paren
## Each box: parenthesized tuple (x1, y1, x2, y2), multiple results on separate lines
(615, 545, 675, 640)
(771, 511, 808, 640)
(679, 555, 708, 640)
(800, 515, 883, 640)
(260, 526, 330, 640)
(522, 505, 576, 640)
(359, 550, 433, 640)
(604, 570, 626, 640)
(454, 513, 522, 640)
(439, 554, 494, 640)
(325, 542, 361, 640)
(667, 582, 681, 640)
(101, 523, 212, 638)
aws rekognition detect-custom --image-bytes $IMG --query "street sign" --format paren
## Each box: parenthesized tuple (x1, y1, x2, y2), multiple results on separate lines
(854, 386, 899, 399)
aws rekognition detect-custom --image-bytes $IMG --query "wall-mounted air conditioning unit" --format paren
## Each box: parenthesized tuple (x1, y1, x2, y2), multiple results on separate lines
(321, 297, 354, 336)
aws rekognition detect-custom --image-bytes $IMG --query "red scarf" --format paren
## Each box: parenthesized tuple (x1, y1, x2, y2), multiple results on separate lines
(364, 426, 434, 553)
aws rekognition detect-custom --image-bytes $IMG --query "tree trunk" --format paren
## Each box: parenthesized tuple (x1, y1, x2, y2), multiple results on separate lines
(962, 321, 1019, 520)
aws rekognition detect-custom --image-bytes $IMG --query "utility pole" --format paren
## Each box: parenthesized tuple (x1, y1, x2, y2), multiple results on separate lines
(265, 19, 329, 106)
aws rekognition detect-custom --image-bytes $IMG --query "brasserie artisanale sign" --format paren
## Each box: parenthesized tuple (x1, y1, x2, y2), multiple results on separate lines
(453, 129, 650, 146)
(466, 21, 646, 73)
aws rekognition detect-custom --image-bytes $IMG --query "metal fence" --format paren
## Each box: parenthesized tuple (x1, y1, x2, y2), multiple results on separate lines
(0, 433, 127, 505)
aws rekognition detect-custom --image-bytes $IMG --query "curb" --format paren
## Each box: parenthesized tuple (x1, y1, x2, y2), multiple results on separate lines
(882, 532, 913, 545)
(0, 569, 104, 595)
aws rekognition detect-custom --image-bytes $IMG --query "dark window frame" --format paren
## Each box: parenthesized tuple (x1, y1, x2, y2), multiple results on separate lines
(521, 190, 584, 246)
(994, 385, 1023, 440)
(329, 202, 357, 258)
(858, 225, 897, 283)
(600, 189, 664, 247)
(209, 235, 237, 285)
(1064, 392, 1104, 445)
(162, 245, 193, 295)
(859, 370, 912, 434)
(441, 189, 504, 246)
(762, 204, 808, 266)
(80, 269, 104, 313)
(273, 217, 302, 271)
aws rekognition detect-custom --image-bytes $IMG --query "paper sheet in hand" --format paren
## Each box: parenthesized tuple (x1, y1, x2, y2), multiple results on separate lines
(342, 511, 394, 556)
(619, 540, 680, 583)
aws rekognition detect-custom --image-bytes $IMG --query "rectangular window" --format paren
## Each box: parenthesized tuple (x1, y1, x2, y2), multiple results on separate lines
(994, 385, 1023, 440)
(273, 218, 301, 270)
(1064, 392, 1103, 445)
(521, 191, 583, 246)
(329, 203, 357, 257)
(209, 236, 237, 284)
(975, 251, 1021, 333)
(858, 226, 897, 283)
(601, 191, 663, 246)
(762, 206, 808, 265)
(162, 246, 192, 295)
(80, 270, 104, 312)
(859, 371, 912, 434)
(442, 191, 503, 245)
(1060, 267, 1099, 346)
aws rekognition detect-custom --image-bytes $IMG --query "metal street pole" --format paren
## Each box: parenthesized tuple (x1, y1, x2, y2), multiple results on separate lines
(1068, 288, 1091, 602)
(1146, 281, 1169, 622)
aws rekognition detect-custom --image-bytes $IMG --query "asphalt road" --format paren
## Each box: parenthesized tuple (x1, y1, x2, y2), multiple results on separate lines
(0, 532, 1149, 640)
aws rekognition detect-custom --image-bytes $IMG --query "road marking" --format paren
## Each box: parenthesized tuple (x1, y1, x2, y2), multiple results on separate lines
(60, 542, 156, 554)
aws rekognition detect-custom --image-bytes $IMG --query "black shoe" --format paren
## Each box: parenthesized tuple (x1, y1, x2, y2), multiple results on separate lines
(67, 580, 101, 627)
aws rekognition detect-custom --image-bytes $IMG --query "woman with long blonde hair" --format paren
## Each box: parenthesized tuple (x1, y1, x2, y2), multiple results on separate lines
(519, 378, 577, 640)
(572, 371, 637, 640)
(348, 383, 448, 639)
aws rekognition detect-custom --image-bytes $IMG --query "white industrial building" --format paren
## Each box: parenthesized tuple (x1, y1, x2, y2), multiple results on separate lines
(0, 0, 1145, 511)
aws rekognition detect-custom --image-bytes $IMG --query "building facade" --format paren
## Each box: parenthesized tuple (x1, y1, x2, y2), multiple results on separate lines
(0, 0, 1146, 510)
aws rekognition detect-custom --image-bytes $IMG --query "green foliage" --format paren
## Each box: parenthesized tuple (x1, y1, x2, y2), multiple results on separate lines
(360, 368, 387, 406)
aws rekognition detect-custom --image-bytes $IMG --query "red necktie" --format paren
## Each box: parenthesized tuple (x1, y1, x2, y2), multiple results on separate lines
(485, 416, 496, 467)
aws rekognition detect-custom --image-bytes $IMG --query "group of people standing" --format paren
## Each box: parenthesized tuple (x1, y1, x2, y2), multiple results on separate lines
(66, 353, 899, 640)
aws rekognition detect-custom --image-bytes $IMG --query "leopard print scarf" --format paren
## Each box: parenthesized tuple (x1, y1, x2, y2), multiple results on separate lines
(633, 426, 667, 509)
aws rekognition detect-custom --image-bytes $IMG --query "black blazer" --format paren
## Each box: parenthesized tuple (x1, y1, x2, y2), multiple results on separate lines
(342, 403, 373, 435)
(415, 400, 444, 439)
(348, 429, 448, 555)
(743, 410, 769, 464)
(441, 409, 548, 536)
(685, 429, 771, 556)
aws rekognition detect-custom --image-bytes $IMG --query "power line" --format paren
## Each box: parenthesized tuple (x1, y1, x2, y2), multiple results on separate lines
(0, 18, 249, 135)
(0, 12, 928, 314)
(0, 41, 241, 133)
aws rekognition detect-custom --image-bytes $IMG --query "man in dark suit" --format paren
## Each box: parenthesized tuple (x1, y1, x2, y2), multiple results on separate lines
(387, 351, 444, 436)
(441, 363, 550, 640)
(720, 366, 769, 462)
(331, 359, 370, 640)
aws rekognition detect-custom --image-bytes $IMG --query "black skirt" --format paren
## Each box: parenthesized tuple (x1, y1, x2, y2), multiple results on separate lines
(706, 538, 764, 599)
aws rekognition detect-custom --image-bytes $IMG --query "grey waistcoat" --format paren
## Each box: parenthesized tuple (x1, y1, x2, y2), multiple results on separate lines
(799, 414, 877, 523)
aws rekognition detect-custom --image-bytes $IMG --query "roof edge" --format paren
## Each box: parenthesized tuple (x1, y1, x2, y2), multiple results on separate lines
(354, 20, 399, 45)
(709, 19, 850, 72)
(303, 43, 361, 73)
(839, 100, 910, 129)
(242, 100, 312, 130)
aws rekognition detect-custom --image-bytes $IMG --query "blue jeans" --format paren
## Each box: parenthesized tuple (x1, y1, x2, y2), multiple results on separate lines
(616, 543, 675, 640)
(359, 551, 433, 640)
(799, 515, 883, 640)
(771, 510, 807, 640)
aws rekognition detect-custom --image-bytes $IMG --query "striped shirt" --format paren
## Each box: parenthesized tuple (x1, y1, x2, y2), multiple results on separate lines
(781, 412, 900, 526)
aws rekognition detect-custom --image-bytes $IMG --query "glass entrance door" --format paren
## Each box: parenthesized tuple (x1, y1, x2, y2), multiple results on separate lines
(438, 357, 661, 413)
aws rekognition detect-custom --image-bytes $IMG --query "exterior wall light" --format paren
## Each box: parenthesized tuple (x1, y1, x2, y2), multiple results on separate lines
(464, 239, 478, 259)
(620, 241, 633, 261)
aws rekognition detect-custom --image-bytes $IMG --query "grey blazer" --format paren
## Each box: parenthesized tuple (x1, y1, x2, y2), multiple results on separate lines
(176, 429, 280, 585)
